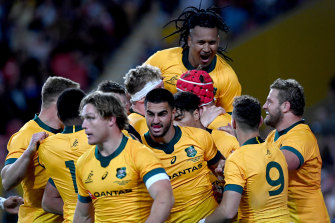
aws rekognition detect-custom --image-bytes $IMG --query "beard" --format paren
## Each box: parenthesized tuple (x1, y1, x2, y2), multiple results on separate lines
(264, 107, 283, 128)
(149, 120, 173, 138)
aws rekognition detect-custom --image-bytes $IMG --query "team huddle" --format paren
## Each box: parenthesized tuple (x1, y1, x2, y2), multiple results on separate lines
(0, 6, 330, 223)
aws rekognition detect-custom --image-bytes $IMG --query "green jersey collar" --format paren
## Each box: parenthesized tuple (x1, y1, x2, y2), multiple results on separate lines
(62, 125, 83, 134)
(33, 114, 62, 134)
(95, 135, 128, 168)
(274, 120, 305, 141)
(242, 136, 264, 146)
(144, 125, 182, 154)
(182, 48, 217, 73)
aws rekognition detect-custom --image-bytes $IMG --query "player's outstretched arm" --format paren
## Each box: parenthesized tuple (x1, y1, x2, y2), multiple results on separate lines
(0, 196, 24, 214)
(42, 180, 64, 215)
(1, 132, 48, 191)
(200, 191, 241, 223)
(73, 200, 94, 223)
(145, 179, 174, 223)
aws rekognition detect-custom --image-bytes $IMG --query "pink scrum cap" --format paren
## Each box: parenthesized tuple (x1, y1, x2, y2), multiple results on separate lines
(176, 70, 215, 106)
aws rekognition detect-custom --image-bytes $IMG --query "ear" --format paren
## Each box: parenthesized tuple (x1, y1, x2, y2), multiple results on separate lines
(259, 116, 264, 128)
(232, 117, 237, 130)
(187, 35, 192, 47)
(281, 101, 291, 113)
(193, 109, 200, 121)
(171, 107, 176, 120)
(108, 116, 116, 127)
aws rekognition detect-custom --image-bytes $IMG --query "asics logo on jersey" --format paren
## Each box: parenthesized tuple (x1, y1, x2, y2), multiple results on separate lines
(85, 171, 94, 184)
(171, 156, 177, 164)
(71, 139, 78, 147)
(165, 75, 178, 86)
(102, 171, 108, 180)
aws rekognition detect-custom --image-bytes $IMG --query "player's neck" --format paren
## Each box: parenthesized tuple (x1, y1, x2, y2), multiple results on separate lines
(275, 113, 302, 132)
(39, 105, 62, 129)
(98, 129, 123, 156)
(132, 103, 145, 116)
(150, 124, 175, 144)
(236, 129, 260, 146)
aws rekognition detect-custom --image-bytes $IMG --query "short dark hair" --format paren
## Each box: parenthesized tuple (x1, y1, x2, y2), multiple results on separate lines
(233, 95, 261, 131)
(80, 91, 129, 130)
(174, 91, 200, 113)
(145, 88, 175, 109)
(270, 78, 305, 116)
(57, 88, 86, 123)
(164, 6, 231, 61)
(97, 80, 126, 95)
(41, 76, 80, 108)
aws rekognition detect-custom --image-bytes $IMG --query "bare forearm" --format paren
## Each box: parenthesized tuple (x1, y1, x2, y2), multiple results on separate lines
(42, 196, 64, 215)
(204, 206, 234, 223)
(73, 214, 93, 223)
(145, 193, 174, 223)
(1, 149, 35, 190)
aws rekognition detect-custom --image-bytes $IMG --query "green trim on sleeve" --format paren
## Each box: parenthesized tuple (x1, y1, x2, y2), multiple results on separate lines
(207, 151, 222, 166)
(143, 168, 166, 183)
(48, 178, 56, 187)
(5, 158, 17, 166)
(224, 184, 243, 194)
(280, 146, 304, 169)
(78, 194, 92, 203)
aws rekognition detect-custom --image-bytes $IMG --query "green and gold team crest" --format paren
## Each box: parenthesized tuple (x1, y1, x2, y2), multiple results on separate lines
(185, 146, 197, 157)
(116, 167, 126, 179)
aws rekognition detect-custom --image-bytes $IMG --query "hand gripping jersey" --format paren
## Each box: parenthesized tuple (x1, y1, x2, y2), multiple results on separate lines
(207, 113, 232, 130)
(76, 135, 168, 222)
(38, 125, 94, 222)
(142, 126, 220, 223)
(128, 112, 148, 136)
(205, 128, 240, 203)
(266, 120, 330, 223)
(144, 47, 241, 112)
(224, 137, 290, 222)
(5, 114, 63, 223)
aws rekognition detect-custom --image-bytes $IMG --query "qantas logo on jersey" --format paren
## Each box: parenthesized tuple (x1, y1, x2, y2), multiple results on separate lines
(85, 171, 94, 184)
(165, 75, 178, 86)
(71, 139, 78, 147)
(169, 163, 203, 180)
(185, 146, 197, 157)
(116, 167, 126, 179)
(92, 189, 133, 198)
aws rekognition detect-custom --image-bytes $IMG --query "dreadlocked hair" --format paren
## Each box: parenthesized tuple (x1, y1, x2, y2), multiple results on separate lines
(164, 6, 232, 61)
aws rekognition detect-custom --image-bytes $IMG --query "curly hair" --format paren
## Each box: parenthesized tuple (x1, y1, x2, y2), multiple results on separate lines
(164, 6, 231, 61)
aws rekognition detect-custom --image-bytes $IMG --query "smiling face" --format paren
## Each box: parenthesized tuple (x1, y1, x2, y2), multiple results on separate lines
(187, 26, 219, 69)
(145, 102, 174, 139)
(263, 89, 283, 128)
(81, 103, 111, 145)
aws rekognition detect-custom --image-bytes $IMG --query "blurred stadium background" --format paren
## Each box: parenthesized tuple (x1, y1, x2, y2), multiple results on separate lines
(0, 0, 334, 222)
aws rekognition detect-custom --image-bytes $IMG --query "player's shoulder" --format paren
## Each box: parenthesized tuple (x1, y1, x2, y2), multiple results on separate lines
(180, 125, 211, 137)
(77, 146, 96, 166)
(8, 120, 40, 144)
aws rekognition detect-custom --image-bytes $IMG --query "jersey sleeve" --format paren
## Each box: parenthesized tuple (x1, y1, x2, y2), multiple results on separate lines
(76, 155, 92, 203)
(144, 51, 164, 71)
(215, 64, 241, 113)
(223, 152, 246, 194)
(201, 130, 221, 165)
(131, 142, 169, 189)
(5, 132, 31, 165)
(279, 133, 310, 169)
